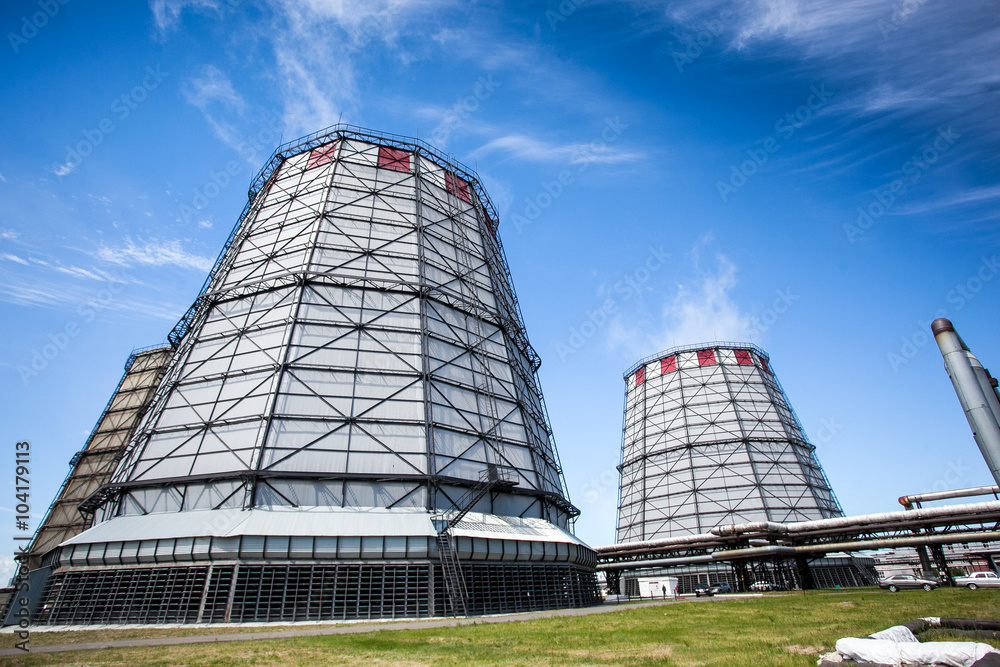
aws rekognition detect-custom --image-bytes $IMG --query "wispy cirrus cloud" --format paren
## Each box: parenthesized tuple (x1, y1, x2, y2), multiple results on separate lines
(892, 184, 1000, 216)
(261, 0, 451, 135)
(1, 253, 29, 265)
(53, 265, 119, 282)
(150, 0, 227, 35)
(161, 1, 447, 148)
(94, 237, 214, 272)
(472, 134, 642, 166)
(181, 64, 249, 156)
(0, 278, 182, 320)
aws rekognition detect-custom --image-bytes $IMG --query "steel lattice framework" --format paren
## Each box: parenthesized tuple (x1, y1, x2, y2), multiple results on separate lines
(106, 126, 572, 523)
(22, 125, 598, 625)
(616, 343, 842, 542)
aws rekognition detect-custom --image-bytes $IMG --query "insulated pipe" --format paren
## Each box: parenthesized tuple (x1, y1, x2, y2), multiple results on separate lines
(602, 532, 1000, 569)
(711, 545, 798, 560)
(780, 500, 1000, 535)
(594, 532, 722, 554)
(790, 530, 1000, 555)
(899, 485, 1000, 509)
(932, 318, 1000, 487)
(596, 500, 1000, 554)
(711, 521, 789, 537)
(597, 554, 716, 571)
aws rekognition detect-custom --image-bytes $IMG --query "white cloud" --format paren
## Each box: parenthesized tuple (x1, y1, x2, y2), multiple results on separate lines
(271, 43, 346, 137)
(0, 229, 18, 241)
(653, 255, 751, 348)
(150, 0, 223, 34)
(54, 265, 114, 281)
(198, 220, 213, 228)
(607, 253, 752, 357)
(472, 134, 642, 166)
(1, 253, 29, 265)
(181, 65, 250, 155)
(182, 64, 244, 112)
(893, 185, 1000, 217)
(48, 162, 76, 177)
(277, 0, 441, 44)
(0, 173, 6, 183)
(0, 554, 14, 587)
(95, 237, 214, 272)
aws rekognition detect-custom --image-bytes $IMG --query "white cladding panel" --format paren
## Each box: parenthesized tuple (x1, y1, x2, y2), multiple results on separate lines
(106, 133, 573, 529)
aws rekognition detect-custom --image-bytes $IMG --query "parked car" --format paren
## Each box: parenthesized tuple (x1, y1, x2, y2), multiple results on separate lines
(954, 571, 1000, 590)
(710, 583, 732, 595)
(749, 581, 773, 592)
(878, 574, 940, 592)
(694, 584, 715, 597)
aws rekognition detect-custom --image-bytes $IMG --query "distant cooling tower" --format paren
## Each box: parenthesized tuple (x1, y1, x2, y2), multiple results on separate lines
(20, 125, 598, 626)
(616, 343, 842, 542)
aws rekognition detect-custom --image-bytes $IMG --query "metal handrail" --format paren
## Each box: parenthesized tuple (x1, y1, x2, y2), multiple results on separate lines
(623, 341, 771, 378)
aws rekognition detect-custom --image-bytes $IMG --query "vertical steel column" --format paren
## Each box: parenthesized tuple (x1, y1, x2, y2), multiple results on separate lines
(195, 564, 213, 623)
(795, 556, 816, 590)
(916, 546, 935, 578)
(223, 562, 239, 623)
(930, 545, 954, 586)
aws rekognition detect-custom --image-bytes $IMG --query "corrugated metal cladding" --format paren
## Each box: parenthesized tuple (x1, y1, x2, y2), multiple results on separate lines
(30, 127, 598, 625)
(617, 343, 843, 543)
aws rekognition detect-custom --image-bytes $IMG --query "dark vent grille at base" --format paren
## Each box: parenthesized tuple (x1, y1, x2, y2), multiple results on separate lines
(35, 562, 600, 625)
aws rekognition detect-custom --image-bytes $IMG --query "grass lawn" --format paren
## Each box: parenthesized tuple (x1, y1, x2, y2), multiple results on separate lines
(3, 588, 998, 665)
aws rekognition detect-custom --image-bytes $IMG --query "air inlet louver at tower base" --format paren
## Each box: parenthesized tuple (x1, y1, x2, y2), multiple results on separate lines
(617, 343, 843, 543)
(28, 125, 599, 625)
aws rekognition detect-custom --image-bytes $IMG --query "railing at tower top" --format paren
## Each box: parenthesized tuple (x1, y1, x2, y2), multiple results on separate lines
(622, 341, 772, 379)
(168, 124, 502, 347)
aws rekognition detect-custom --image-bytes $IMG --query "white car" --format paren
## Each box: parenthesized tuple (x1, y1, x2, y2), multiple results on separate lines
(954, 571, 1000, 590)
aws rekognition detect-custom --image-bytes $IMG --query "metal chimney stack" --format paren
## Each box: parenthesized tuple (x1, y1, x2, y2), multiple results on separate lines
(932, 318, 1000, 486)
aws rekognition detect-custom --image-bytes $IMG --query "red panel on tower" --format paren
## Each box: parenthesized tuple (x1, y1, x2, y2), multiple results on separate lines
(697, 349, 717, 366)
(660, 356, 676, 374)
(734, 349, 753, 365)
(758, 356, 771, 374)
(307, 142, 337, 169)
(446, 171, 471, 202)
(635, 367, 645, 385)
(377, 146, 411, 173)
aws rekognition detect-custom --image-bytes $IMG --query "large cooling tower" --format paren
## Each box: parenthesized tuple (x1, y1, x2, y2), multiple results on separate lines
(616, 343, 842, 542)
(25, 125, 598, 625)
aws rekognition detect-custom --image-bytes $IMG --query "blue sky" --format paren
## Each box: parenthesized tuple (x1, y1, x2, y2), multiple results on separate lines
(1, 0, 998, 580)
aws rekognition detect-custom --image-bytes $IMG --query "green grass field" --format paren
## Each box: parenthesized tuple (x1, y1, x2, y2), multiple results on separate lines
(4, 588, 998, 666)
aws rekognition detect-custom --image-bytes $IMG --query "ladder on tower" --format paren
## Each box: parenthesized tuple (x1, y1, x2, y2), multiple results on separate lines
(433, 464, 518, 616)
(435, 532, 468, 617)
(432, 174, 519, 616)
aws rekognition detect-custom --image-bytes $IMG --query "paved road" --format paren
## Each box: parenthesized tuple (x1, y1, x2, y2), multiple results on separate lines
(1, 597, 709, 656)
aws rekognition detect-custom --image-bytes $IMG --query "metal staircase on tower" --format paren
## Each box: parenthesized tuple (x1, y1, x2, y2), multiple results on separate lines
(433, 463, 517, 616)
